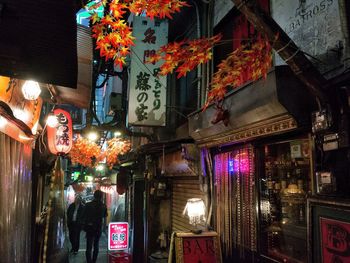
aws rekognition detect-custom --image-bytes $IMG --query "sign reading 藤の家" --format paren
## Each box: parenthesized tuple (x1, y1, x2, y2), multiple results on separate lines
(128, 16, 168, 126)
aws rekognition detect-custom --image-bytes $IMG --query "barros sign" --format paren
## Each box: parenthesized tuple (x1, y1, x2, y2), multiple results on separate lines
(272, 0, 345, 68)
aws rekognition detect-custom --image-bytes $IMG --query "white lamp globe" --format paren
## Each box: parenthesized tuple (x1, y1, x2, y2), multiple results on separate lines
(46, 114, 59, 128)
(22, 80, 41, 100)
(87, 131, 98, 141)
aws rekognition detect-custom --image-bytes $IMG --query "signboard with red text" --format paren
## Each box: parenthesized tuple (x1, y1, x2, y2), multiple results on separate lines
(175, 232, 222, 263)
(108, 222, 129, 251)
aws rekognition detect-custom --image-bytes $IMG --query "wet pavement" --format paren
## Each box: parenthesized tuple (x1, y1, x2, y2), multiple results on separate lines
(69, 231, 108, 263)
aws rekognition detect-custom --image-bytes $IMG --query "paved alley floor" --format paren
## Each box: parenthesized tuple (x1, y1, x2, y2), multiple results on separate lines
(69, 231, 109, 263)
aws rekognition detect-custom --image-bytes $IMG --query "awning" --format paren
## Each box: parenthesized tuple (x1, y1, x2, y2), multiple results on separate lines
(188, 66, 317, 147)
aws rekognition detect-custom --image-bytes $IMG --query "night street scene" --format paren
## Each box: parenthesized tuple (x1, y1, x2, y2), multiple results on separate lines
(0, 0, 350, 262)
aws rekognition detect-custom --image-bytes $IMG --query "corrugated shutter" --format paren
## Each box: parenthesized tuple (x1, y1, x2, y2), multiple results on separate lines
(171, 178, 205, 232)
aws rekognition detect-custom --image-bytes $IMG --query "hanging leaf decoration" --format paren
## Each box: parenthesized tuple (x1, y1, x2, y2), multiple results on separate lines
(69, 136, 132, 169)
(127, 0, 190, 19)
(205, 38, 272, 108)
(70, 136, 103, 167)
(146, 34, 222, 78)
(104, 138, 132, 169)
(91, 1, 134, 68)
(89, 0, 190, 67)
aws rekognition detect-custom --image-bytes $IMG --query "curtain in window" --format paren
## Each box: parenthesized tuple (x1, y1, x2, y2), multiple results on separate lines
(214, 146, 256, 258)
(0, 132, 33, 262)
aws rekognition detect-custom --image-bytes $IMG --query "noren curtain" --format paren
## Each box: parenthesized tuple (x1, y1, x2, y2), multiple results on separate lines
(0, 132, 33, 262)
(214, 146, 256, 259)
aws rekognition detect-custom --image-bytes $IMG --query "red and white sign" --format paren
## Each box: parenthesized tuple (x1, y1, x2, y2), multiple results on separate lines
(108, 222, 129, 251)
(47, 108, 73, 155)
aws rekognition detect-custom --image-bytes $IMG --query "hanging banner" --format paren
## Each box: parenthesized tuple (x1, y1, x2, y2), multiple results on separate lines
(0, 76, 42, 142)
(47, 109, 73, 155)
(128, 16, 168, 126)
(108, 222, 129, 250)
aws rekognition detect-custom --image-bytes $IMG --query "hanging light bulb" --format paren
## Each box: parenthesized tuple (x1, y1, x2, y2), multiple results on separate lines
(114, 131, 122, 137)
(87, 131, 98, 141)
(22, 80, 41, 100)
(46, 114, 59, 128)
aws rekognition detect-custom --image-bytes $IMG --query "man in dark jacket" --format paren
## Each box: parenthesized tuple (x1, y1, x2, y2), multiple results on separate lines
(67, 195, 84, 254)
(83, 190, 107, 263)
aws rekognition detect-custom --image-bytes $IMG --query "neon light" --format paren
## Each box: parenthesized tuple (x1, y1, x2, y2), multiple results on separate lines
(234, 151, 250, 174)
(229, 159, 234, 172)
(76, 2, 104, 26)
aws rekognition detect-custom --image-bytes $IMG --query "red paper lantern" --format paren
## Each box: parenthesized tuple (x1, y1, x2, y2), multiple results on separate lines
(47, 109, 73, 155)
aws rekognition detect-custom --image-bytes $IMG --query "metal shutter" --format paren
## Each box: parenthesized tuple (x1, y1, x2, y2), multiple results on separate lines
(171, 178, 205, 232)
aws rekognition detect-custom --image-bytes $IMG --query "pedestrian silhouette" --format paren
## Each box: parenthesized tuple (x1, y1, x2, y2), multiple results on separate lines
(67, 194, 84, 254)
(82, 190, 107, 263)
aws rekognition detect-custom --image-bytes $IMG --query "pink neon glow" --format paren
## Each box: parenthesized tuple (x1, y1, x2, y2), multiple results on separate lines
(234, 151, 250, 174)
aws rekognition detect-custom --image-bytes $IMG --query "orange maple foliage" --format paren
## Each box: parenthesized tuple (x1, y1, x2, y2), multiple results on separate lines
(69, 136, 132, 169)
(205, 38, 272, 108)
(104, 138, 132, 169)
(91, 2, 134, 68)
(89, 0, 189, 67)
(127, 0, 190, 19)
(147, 34, 222, 78)
(70, 136, 103, 167)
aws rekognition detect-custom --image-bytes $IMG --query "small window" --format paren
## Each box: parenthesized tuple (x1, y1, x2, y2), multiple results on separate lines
(155, 21, 160, 27)
(142, 20, 147, 25)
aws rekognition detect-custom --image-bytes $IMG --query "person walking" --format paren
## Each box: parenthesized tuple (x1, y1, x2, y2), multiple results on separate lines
(67, 195, 84, 254)
(83, 190, 107, 263)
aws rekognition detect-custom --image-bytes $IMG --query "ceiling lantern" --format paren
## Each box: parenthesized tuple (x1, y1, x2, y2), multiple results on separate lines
(46, 114, 59, 128)
(22, 80, 41, 100)
(47, 109, 73, 155)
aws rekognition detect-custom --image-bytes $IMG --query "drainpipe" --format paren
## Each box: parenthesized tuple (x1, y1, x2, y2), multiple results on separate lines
(191, 0, 202, 109)
(200, 0, 214, 108)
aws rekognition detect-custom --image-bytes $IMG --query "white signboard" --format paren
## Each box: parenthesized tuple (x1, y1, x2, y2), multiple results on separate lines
(128, 16, 168, 126)
(272, 0, 345, 67)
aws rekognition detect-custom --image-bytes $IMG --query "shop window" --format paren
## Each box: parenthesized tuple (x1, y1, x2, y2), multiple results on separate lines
(259, 138, 311, 263)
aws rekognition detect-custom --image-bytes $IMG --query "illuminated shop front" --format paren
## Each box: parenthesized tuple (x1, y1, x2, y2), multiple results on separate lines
(189, 66, 316, 262)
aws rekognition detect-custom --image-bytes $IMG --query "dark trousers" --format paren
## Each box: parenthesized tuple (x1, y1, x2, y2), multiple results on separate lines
(85, 230, 101, 263)
(68, 222, 81, 252)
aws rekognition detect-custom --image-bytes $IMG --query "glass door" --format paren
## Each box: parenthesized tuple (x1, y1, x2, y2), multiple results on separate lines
(258, 138, 312, 263)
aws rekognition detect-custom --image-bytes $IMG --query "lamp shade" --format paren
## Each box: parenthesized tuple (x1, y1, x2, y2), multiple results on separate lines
(183, 198, 206, 225)
(22, 80, 41, 100)
(47, 109, 73, 155)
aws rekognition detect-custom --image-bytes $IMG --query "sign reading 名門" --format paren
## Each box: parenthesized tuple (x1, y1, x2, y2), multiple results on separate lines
(128, 16, 168, 126)
(108, 222, 129, 251)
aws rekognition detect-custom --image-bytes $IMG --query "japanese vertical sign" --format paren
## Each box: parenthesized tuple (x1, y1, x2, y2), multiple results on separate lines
(128, 16, 168, 126)
(108, 222, 129, 250)
(47, 109, 73, 155)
